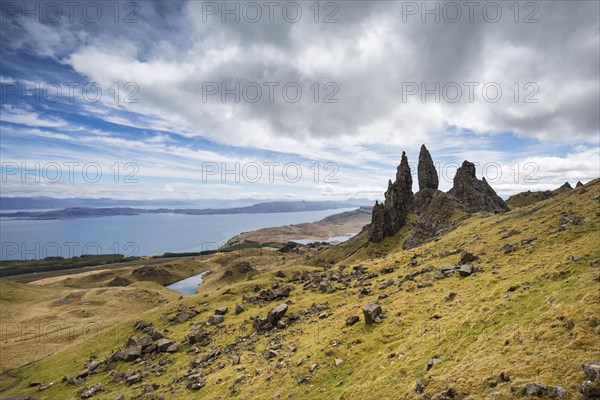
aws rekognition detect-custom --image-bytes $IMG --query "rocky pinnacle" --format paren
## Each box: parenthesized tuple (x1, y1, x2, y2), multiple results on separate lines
(418, 144, 438, 191)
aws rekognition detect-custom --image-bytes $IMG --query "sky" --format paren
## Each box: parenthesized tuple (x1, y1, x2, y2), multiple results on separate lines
(0, 0, 598, 201)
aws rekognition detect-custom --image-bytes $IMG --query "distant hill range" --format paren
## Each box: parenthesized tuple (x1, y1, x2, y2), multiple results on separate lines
(0, 200, 370, 220)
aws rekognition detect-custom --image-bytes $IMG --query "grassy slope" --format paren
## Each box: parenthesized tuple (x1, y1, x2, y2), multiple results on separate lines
(1, 181, 599, 399)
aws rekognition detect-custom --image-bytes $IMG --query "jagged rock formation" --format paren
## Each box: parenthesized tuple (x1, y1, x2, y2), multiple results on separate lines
(418, 144, 438, 191)
(370, 145, 508, 247)
(369, 152, 414, 241)
(448, 161, 508, 214)
(414, 145, 439, 213)
(403, 191, 469, 249)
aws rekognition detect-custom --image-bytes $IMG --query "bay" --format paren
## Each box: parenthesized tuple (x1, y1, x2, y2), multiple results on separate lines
(0, 208, 356, 260)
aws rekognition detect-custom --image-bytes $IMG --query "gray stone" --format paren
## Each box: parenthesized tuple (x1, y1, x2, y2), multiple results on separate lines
(207, 314, 224, 325)
(267, 303, 288, 325)
(458, 264, 474, 277)
(362, 303, 382, 324)
(156, 338, 176, 352)
(215, 307, 228, 315)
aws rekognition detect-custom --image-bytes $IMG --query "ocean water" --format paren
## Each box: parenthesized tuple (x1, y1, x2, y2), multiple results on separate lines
(0, 209, 355, 260)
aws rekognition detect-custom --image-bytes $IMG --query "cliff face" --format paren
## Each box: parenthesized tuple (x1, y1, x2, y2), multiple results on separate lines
(368, 152, 414, 242)
(370, 145, 508, 247)
(448, 161, 509, 214)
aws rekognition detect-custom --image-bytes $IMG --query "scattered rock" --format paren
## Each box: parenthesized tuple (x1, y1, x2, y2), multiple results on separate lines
(77, 384, 105, 398)
(580, 359, 600, 398)
(267, 303, 288, 326)
(235, 304, 246, 314)
(458, 264, 474, 277)
(346, 316, 360, 326)
(362, 303, 383, 324)
(520, 382, 567, 398)
(156, 338, 177, 353)
(459, 252, 479, 265)
(415, 376, 425, 393)
(214, 307, 228, 315)
(208, 314, 225, 325)
(427, 356, 441, 371)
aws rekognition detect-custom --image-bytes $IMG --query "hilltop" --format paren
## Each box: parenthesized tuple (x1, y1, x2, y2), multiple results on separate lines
(0, 154, 599, 400)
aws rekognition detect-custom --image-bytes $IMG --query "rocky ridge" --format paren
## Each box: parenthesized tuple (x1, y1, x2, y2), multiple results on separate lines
(370, 145, 508, 248)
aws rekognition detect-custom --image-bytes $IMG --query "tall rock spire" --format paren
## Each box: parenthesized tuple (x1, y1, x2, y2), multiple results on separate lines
(417, 144, 438, 191)
(369, 151, 414, 242)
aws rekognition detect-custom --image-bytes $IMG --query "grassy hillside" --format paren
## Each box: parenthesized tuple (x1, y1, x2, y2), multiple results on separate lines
(0, 180, 598, 399)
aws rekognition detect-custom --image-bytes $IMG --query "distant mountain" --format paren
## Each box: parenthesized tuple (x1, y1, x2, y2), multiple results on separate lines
(0, 200, 370, 220)
(0, 197, 369, 211)
(0, 197, 254, 210)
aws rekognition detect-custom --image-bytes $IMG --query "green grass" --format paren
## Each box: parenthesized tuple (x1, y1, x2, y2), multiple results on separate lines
(0, 254, 140, 277)
(1, 181, 599, 399)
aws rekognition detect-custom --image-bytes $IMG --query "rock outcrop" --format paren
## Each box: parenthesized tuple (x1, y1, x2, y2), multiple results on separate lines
(414, 145, 439, 213)
(369, 152, 414, 242)
(403, 191, 468, 249)
(418, 144, 438, 191)
(448, 161, 508, 214)
(370, 145, 508, 247)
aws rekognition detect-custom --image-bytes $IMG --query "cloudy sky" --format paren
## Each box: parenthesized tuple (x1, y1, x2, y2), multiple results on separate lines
(1, 0, 598, 201)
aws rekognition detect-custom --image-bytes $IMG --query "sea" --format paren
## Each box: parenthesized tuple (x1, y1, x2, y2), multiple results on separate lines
(0, 208, 356, 260)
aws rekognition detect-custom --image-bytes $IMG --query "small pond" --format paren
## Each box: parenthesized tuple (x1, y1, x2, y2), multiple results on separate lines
(165, 271, 209, 295)
(291, 233, 357, 245)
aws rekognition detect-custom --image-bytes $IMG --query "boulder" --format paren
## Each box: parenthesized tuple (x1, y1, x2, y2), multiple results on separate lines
(185, 326, 211, 346)
(362, 303, 382, 324)
(207, 314, 224, 325)
(458, 264, 474, 277)
(267, 303, 288, 325)
(581, 359, 600, 398)
(235, 304, 245, 314)
(156, 338, 176, 353)
(583, 359, 600, 381)
(123, 346, 142, 362)
(345, 316, 360, 326)
(215, 307, 228, 315)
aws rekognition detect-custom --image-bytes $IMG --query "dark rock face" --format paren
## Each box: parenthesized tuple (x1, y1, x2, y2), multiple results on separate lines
(448, 161, 508, 213)
(403, 191, 468, 250)
(369, 202, 386, 242)
(559, 182, 573, 190)
(576, 181, 584, 188)
(369, 152, 414, 241)
(418, 145, 438, 191)
(414, 188, 437, 214)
